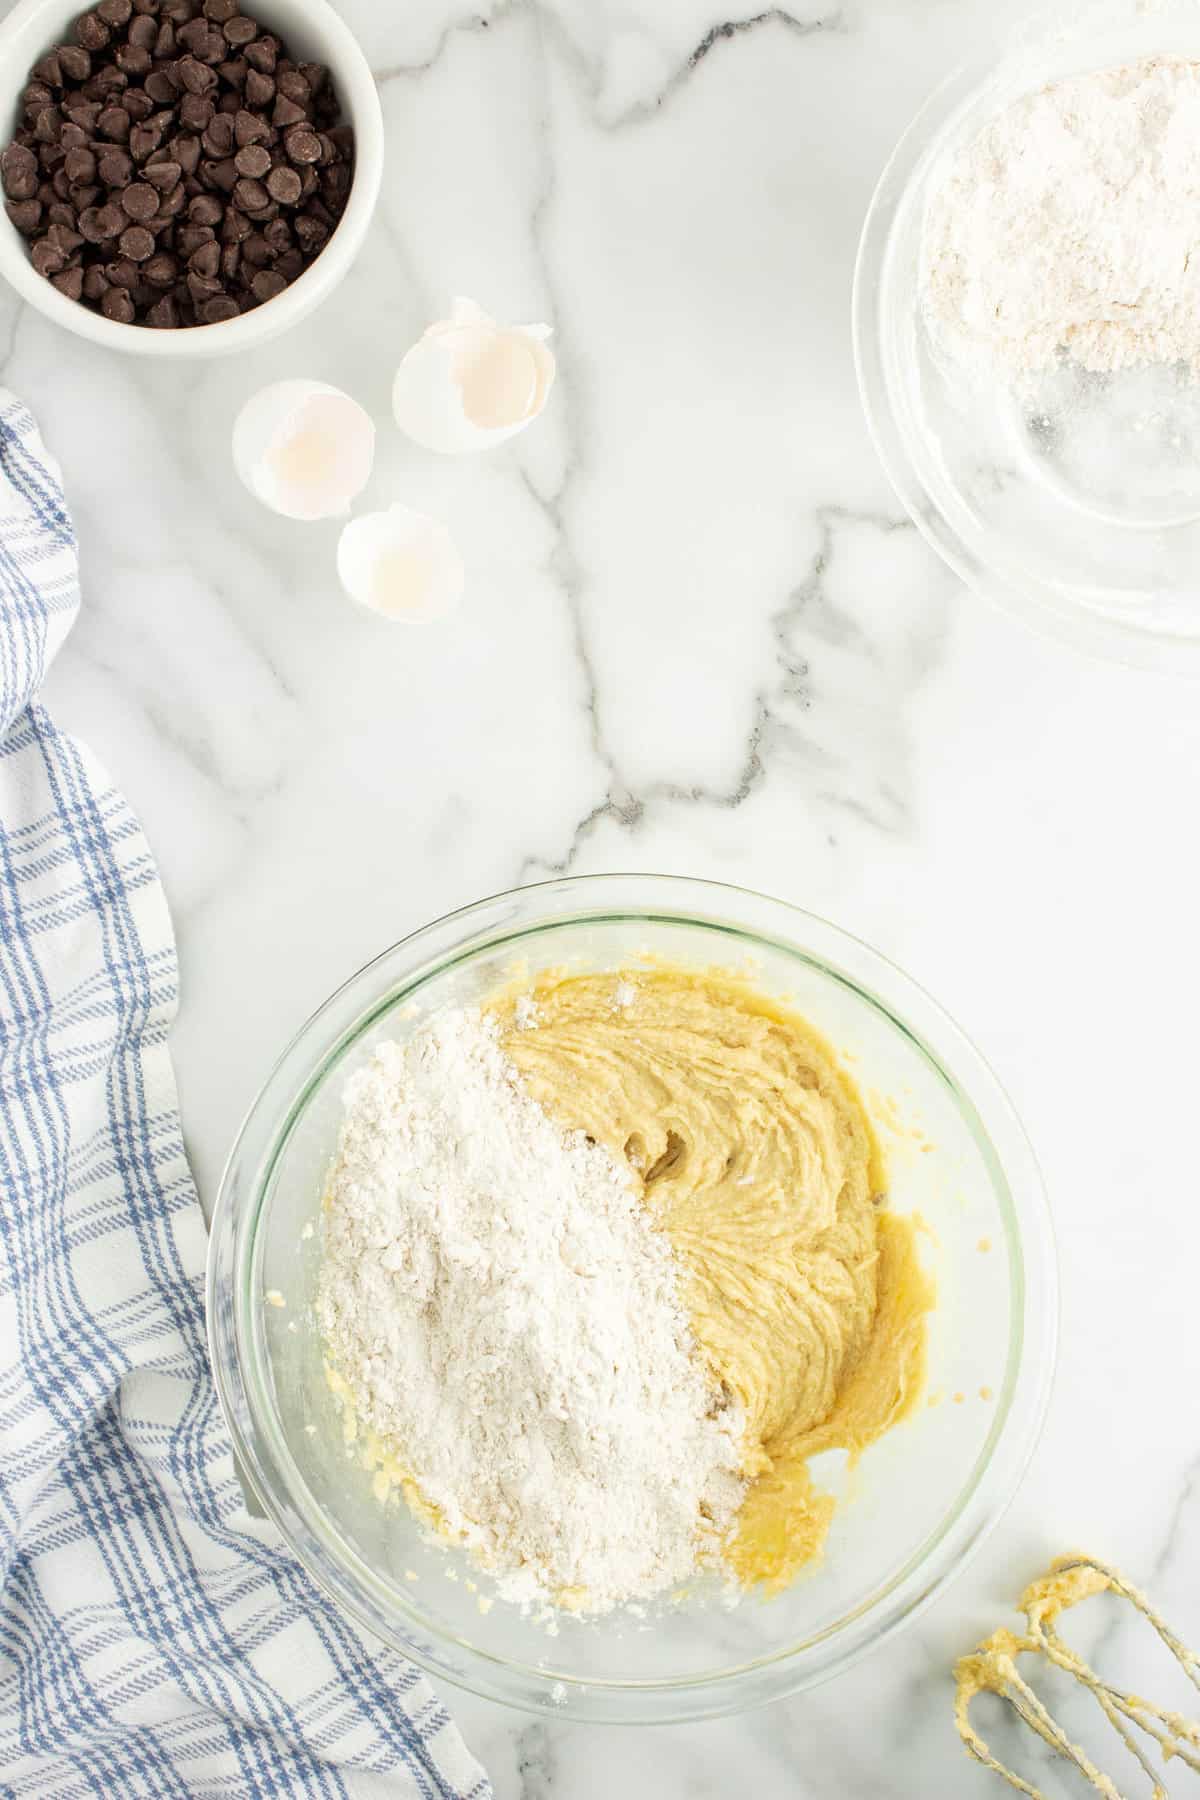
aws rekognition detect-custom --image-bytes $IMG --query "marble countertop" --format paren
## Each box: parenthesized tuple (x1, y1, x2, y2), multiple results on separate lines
(7, 0, 1199, 1790)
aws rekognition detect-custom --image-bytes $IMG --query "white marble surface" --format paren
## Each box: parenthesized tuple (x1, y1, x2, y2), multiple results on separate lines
(6, 0, 1200, 1790)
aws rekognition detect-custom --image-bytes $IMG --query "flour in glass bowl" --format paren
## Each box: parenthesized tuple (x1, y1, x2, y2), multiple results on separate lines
(316, 1007, 745, 1615)
(920, 56, 1200, 379)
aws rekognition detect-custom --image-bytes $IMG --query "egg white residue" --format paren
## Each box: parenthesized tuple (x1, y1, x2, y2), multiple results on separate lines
(232, 379, 375, 521)
(336, 503, 465, 623)
(392, 297, 556, 454)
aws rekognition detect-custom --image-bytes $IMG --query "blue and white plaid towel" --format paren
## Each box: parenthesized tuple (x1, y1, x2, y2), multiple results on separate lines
(0, 396, 489, 1799)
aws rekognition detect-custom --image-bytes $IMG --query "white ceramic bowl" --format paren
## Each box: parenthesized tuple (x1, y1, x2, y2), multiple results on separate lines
(0, 0, 383, 355)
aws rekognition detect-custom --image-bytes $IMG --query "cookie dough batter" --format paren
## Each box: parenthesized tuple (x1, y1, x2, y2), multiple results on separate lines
(496, 965, 933, 1590)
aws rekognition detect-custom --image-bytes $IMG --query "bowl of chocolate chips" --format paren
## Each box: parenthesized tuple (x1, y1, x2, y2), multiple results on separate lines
(0, 0, 383, 350)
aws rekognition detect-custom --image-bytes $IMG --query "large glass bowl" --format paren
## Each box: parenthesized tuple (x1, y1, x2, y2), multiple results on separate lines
(853, 1, 1200, 672)
(207, 874, 1056, 1722)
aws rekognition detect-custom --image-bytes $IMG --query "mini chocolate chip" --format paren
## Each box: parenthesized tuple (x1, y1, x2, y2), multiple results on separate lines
(144, 159, 180, 189)
(50, 168, 72, 202)
(261, 215, 289, 252)
(97, 105, 130, 140)
(32, 52, 62, 88)
(176, 16, 207, 49)
(129, 13, 159, 48)
(47, 220, 84, 254)
(234, 107, 268, 146)
(1, 145, 39, 201)
(146, 292, 178, 325)
(186, 268, 220, 300)
(273, 246, 303, 282)
(121, 181, 158, 219)
(265, 163, 300, 205)
(284, 128, 320, 165)
(178, 92, 214, 130)
(203, 0, 238, 20)
(271, 95, 305, 129)
(78, 201, 124, 240)
(51, 264, 84, 300)
(222, 14, 255, 45)
(242, 67, 273, 106)
(98, 0, 134, 20)
(295, 213, 328, 247)
(143, 69, 176, 103)
(250, 266, 285, 302)
(231, 175, 266, 212)
(75, 12, 112, 51)
(188, 237, 219, 275)
(59, 45, 92, 83)
(177, 54, 216, 94)
(65, 100, 102, 131)
(33, 106, 63, 145)
(275, 69, 309, 106)
(187, 191, 221, 224)
(92, 64, 127, 95)
(129, 118, 165, 157)
(97, 147, 133, 184)
(168, 134, 201, 175)
(234, 142, 269, 178)
(200, 292, 238, 322)
(46, 202, 77, 228)
(5, 198, 42, 233)
(119, 223, 155, 259)
(201, 112, 234, 155)
(242, 37, 275, 73)
(154, 17, 176, 53)
(31, 238, 66, 276)
(116, 43, 152, 77)
(82, 264, 108, 299)
(240, 229, 268, 265)
(175, 223, 212, 254)
(101, 284, 135, 320)
(300, 62, 329, 96)
(144, 249, 176, 283)
(217, 56, 246, 87)
(152, 180, 186, 219)
(206, 157, 238, 192)
(219, 239, 238, 277)
(70, 182, 101, 210)
(219, 205, 249, 241)
(122, 88, 155, 121)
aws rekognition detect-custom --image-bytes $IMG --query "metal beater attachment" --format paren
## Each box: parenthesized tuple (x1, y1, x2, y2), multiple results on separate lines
(954, 1554, 1200, 1798)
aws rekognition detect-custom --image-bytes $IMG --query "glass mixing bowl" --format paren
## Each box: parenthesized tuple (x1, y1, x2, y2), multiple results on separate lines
(853, 1, 1200, 672)
(208, 874, 1056, 1722)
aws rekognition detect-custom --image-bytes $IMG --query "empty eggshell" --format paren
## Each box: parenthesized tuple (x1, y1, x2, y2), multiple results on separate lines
(392, 297, 556, 454)
(337, 504, 465, 623)
(232, 379, 375, 521)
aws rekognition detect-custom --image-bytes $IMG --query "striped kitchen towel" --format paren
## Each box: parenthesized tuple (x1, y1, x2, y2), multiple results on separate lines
(0, 394, 490, 1800)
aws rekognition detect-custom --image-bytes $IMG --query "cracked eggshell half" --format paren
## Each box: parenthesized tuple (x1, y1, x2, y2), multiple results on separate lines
(392, 298, 556, 454)
(232, 379, 375, 520)
(337, 504, 465, 623)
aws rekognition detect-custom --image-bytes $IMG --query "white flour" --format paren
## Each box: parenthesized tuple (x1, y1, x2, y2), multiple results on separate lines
(921, 57, 1200, 378)
(316, 1008, 744, 1613)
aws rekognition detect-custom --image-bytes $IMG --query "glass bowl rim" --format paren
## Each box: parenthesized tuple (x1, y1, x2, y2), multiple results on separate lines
(207, 872, 1058, 1722)
(851, 19, 1200, 677)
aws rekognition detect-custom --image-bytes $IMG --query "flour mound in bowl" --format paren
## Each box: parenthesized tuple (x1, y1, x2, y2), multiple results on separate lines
(316, 1008, 745, 1614)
